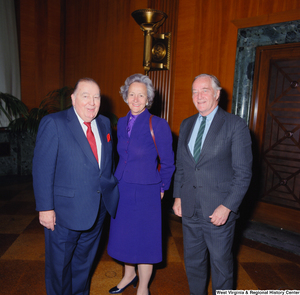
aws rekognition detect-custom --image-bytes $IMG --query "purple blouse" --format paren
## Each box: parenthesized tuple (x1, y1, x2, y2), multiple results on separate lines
(127, 113, 138, 137)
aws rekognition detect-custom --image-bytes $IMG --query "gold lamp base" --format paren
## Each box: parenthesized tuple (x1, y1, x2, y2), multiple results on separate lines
(151, 32, 171, 71)
(132, 9, 170, 75)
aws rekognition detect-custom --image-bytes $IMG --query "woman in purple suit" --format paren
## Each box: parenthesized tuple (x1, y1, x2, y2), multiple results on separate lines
(107, 74, 175, 295)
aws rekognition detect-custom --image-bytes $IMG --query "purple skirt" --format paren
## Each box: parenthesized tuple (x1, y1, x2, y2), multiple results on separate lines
(107, 180, 162, 264)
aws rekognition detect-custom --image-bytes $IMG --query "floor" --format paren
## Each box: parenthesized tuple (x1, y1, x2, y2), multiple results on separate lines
(0, 176, 299, 295)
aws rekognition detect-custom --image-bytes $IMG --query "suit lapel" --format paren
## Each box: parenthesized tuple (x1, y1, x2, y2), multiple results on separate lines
(67, 108, 100, 170)
(95, 116, 107, 172)
(197, 107, 225, 163)
(184, 115, 198, 162)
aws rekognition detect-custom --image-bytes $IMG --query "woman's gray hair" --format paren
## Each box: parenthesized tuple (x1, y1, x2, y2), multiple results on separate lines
(120, 74, 155, 108)
(193, 74, 222, 95)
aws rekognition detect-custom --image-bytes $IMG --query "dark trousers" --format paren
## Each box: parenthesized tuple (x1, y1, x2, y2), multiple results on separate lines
(44, 200, 107, 295)
(182, 204, 236, 295)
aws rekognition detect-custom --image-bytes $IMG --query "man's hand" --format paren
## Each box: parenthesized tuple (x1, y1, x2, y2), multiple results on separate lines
(173, 198, 182, 217)
(39, 210, 56, 231)
(161, 192, 164, 200)
(209, 205, 231, 226)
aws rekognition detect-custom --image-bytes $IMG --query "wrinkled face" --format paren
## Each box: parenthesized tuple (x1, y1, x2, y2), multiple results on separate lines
(71, 81, 101, 122)
(192, 76, 220, 117)
(127, 82, 148, 115)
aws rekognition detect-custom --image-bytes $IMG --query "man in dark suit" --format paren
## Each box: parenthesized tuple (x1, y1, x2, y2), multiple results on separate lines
(32, 78, 119, 295)
(173, 74, 252, 295)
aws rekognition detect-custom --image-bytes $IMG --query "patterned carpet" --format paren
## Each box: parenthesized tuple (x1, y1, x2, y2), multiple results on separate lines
(0, 177, 299, 295)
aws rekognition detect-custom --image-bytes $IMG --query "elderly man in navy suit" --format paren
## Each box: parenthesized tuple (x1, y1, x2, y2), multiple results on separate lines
(173, 74, 252, 295)
(33, 78, 119, 295)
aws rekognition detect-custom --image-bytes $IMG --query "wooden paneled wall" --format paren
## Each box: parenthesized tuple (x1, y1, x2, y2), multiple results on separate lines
(63, 0, 178, 120)
(18, 0, 63, 110)
(171, 0, 300, 134)
(17, 0, 148, 116)
(17, 0, 300, 131)
(63, 0, 148, 118)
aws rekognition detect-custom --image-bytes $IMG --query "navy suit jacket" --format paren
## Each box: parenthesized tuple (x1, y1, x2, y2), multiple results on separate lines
(32, 107, 119, 231)
(173, 107, 252, 222)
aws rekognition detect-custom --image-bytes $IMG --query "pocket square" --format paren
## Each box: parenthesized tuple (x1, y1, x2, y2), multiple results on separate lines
(107, 134, 111, 142)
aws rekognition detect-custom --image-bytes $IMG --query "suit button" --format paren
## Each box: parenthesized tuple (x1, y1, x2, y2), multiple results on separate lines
(97, 191, 100, 194)
(193, 186, 196, 189)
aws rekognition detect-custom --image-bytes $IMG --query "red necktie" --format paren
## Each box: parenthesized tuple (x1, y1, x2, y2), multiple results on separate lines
(84, 122, 98, 162)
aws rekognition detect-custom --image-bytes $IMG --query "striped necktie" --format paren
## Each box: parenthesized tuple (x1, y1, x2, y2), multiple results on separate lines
(193, 116, 206, 162)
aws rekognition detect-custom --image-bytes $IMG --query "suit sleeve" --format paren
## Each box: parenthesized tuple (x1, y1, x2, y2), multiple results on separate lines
(222, 117, 253, 213)
(154, 118, 175, 191)
(32, 115, 58, 211)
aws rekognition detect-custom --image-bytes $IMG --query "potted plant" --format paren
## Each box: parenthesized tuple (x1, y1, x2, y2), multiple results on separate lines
(0, 92, 29, 127)
(0, 87, 73, 176)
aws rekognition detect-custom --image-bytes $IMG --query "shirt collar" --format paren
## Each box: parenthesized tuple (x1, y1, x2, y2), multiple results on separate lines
(73, 107, 96, 127)
(198, 105, 218, 122)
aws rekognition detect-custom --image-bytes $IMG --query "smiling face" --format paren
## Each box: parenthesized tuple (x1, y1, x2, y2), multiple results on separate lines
(127, 82, 148, 115)
(192, 76, 220, 117)
(71, 80, 101, 122)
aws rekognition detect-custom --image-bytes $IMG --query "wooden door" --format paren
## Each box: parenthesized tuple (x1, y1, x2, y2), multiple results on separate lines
(250, 43, 300, 233)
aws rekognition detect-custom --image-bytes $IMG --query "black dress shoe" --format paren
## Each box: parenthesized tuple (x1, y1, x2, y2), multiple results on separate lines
(109, 275, 138, 294)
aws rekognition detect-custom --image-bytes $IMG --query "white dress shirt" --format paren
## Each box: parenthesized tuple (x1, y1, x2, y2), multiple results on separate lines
(74, 107, 102, 168)
(188, 106, 218, 156)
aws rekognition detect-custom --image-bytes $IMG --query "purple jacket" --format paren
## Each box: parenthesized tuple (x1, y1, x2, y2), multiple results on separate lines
(115, 109, 175, 191)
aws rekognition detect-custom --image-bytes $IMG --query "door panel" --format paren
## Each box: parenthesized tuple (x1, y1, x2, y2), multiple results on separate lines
(250, 43, 300, 233)
(262, 58, 300, 209)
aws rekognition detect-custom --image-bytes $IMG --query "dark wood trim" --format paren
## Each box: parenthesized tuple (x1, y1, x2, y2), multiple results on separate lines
(251, 201, 300, 234)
